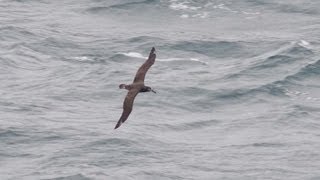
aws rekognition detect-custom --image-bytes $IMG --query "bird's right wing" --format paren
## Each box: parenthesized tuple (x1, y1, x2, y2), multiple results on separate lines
(133, 47, 156, 83)
(114, 88, 140, 129)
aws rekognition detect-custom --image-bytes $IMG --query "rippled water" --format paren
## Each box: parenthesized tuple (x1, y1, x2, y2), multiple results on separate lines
(1, 0, 320, 179)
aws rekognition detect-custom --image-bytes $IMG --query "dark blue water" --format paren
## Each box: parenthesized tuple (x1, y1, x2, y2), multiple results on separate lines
(1, 0, 320, 179)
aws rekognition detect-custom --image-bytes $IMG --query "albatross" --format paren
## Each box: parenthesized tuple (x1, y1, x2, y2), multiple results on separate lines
(114, 47, 157, 129)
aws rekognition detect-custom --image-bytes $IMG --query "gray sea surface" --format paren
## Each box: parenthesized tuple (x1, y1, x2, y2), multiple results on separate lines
(1, 0, 320, 179)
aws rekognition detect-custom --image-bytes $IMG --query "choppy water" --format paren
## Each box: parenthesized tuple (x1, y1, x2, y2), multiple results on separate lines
(1, 0, 320, 179)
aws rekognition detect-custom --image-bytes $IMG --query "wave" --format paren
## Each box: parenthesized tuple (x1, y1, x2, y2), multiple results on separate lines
(170, 40, 243, 58)
(42, 174, 91, 180)
(245, 0, 320, 15)
(168, 40, 282, 59)
(86, 137, 138, 147)
(0, 43, 51, 72)
(86, 0, 157, 13)
(0, 129, 24, 138)
(281, 104, 320, 122)
(212, 39, 319, 102)
(107, 0, 156, 8)
(286, 59, 320, 81)
(215, 58, 320, 101)
(127, 36, 164, 43)
(0, 26, 38, 42)
(224, 40, 315, 79)
(164, 119, 219, 131)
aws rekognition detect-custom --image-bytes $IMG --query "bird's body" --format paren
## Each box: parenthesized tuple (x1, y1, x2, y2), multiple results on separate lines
(114, 47, 156, 129)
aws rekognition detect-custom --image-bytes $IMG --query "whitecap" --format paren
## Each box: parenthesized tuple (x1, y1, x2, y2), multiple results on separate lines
(242, 11, 261, 15)
(298, 40, 310, 47)
(169, 1, 201, 11)
(73, 56, 93, 62)
(180, 14, 189, 18)
(192, 12, 209, 18)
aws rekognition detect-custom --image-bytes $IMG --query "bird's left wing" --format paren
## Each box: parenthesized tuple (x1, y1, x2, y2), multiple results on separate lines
(114, 88, 140, 129)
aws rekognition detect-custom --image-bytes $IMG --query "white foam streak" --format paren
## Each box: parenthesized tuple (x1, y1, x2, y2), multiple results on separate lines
(122, 52, 145, 59)
(121, 52, 208, 65)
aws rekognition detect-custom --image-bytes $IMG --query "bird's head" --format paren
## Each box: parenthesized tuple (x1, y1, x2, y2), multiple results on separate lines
(146, 86, 156, 93)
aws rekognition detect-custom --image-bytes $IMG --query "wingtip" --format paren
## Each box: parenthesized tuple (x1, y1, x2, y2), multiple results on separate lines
(151, 47, 155, 54)
(114, 121, 122, 129)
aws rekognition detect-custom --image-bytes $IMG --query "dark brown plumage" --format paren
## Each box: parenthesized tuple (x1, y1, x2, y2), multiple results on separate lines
(114, 47, 156, 129)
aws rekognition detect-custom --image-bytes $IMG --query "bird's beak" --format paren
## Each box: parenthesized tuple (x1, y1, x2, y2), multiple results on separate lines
(151, 89, 156, 94)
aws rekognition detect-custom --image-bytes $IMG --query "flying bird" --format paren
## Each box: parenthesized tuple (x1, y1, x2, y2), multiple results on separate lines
(114, 47, 157, 129)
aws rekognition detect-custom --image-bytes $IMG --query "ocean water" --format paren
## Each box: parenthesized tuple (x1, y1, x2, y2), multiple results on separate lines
(1, 0, 320, 179)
